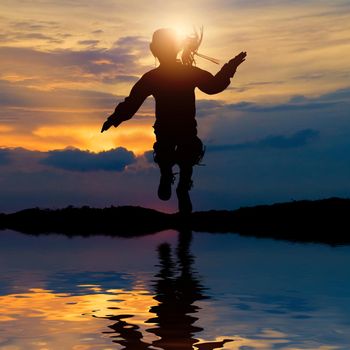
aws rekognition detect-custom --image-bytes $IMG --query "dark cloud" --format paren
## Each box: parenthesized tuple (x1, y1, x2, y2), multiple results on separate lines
(78, 40, 100, 46)
(227, 100, 339, 113)
(293, 73, 325, 81)
(316, 88, 350, 102)
(207, 129, 319, 152)
(41, 148, 136, 172)
(223, 88, 350, 114)
(113, 36, 148, 51)
(198, 87, 350, 151)
(102, 74, 139, 84)
(0, 18, 64, 44)
(16, 32, 58, 41)
(143, 150, 154, 163)
(0, 149, 11, 165)
(11, 20, 60, 31)
(0, 34, 150, 85)
(0, 79, 120, 109)
(196, 99, 224, 115)
(227, 80, 285, 93)
(0, 146, 160, 213)
(0, 32, 63, 44)
(92, 29, 104, 35)
(254, 129, 319, 148)
(197, 88, 350, 122)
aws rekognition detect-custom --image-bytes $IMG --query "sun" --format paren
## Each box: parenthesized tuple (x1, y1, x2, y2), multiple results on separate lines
(173, 25, 189, 41)
(165, 21, 193, 42)
(150, 14, 200, 44)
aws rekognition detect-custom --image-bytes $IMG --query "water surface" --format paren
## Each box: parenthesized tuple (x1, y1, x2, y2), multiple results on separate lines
(0, 229, 350, 349)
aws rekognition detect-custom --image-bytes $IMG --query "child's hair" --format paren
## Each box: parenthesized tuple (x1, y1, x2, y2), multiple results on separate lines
(181, 26, 203, 66)
(151, 27, 220, 66)
(151, 28, 182, 59)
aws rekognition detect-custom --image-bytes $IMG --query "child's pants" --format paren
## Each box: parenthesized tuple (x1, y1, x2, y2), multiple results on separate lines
(153, 132, 204, 168)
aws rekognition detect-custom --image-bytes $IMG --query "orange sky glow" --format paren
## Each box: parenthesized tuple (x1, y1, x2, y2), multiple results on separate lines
(0, 0, 349, 155)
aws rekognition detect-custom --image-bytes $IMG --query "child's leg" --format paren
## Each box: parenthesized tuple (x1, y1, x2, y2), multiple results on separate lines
(153, 138, 176, 201)
(158, 163, 174, 201)
(175, 136, 204, 213)
(176, 163, 193, 214)
(178, 164, 193, 189)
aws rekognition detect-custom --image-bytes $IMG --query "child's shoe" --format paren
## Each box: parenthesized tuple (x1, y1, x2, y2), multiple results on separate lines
(158, 173, 175, 201)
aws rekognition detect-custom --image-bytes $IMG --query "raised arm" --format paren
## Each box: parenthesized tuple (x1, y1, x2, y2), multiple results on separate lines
(101, 73, 152, 132)
(196, 51, 247, 95)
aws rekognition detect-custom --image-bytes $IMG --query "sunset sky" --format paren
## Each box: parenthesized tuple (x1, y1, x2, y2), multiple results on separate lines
(0, 0, 350, 212)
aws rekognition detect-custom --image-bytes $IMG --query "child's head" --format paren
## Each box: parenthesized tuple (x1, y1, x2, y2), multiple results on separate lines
(150, 28, 182, 63)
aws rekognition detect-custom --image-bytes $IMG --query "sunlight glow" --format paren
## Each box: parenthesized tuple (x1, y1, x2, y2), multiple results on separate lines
(171, 23, 193, 42)
(0, 123, 155, 155)
(151, 16, 198, 45)
(0, 287, 159, 349)
(0, 125, 13, 133)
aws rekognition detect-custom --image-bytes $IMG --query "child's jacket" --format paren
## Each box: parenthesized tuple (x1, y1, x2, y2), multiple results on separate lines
(108, 61, 236, 135)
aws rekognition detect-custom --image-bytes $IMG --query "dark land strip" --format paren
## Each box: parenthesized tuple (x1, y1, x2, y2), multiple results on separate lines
(1, 198, 349, 244)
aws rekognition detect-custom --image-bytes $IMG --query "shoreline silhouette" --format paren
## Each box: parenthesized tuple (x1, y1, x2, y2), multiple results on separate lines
(1, 197, 350, 244)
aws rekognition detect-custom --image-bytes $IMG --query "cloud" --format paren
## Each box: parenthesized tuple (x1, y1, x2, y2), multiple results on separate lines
(0, 79, 120, 110)
(0, 149, 11, 165)
(227, 100, 341, 113)
(143, 150, 154, 163)
(196, 99, 224, 116)
(0, 32, 64, 45)
(0, 19, 65, 45)
(11, 20, 60, 31)
(77, 40, 100, 47)
(315, 88, 350, 102)
(195, 86, 350, 153)
(41, 147, 136, 172)
(113, 36, 149, 52)
(0, 34, 150, 89)
(199, 88, 350, 120)
(102, 74, 139, 84)
(253, 129, 319, 148)
(207, 129, 320, 152)
(0, 146, 162, 213)
(91, 29, 104, 35)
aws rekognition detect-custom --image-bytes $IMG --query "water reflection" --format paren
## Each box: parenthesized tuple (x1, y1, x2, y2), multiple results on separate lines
(103, 229, 233, 349)
(1, 229, 350, 349)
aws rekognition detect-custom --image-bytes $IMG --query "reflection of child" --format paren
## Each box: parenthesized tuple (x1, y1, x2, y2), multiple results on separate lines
(102, 28, 246, 213)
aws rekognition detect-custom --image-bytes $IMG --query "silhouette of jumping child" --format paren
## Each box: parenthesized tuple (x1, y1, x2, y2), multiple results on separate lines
(102, 28, 246, 214)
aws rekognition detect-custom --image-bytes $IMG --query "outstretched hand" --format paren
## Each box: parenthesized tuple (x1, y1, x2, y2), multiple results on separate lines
(229, 51, 247, 69)
(101, 113, 124, 133)
(101, 118, 113, 133)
